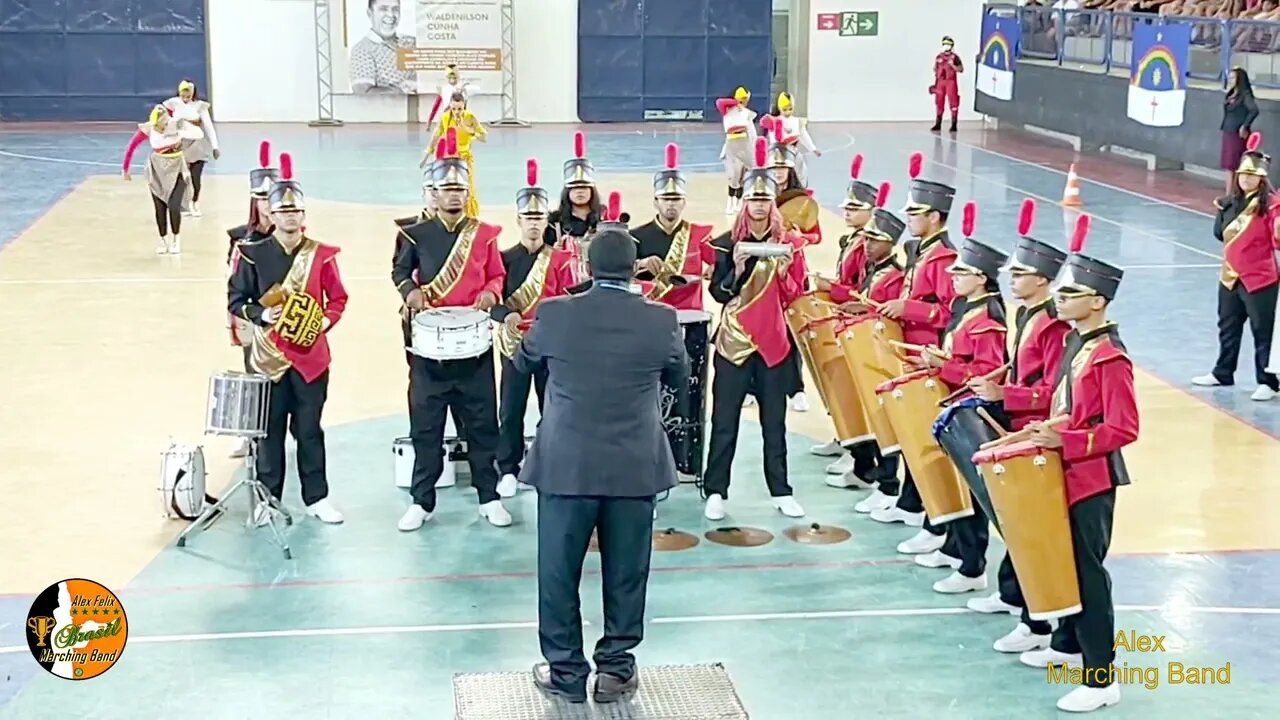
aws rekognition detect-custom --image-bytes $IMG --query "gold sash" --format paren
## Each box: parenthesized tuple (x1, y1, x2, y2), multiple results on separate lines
(1050, 326, 1112, 415)
(941, 295, 993, 355)
(1219, 195, 1258, 289)
(421, 219, 479, 305)
(647, 223, 691, 301)
(251, 237, 320, 382)
(715, 258, 778, 364)
(494, 248, 553, 358)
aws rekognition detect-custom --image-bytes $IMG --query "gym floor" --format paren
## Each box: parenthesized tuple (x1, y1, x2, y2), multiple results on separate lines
(0, 121, 1277, 718)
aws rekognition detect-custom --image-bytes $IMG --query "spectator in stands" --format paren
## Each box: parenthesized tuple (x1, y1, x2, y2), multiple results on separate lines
(1221, 66, 1259, 190)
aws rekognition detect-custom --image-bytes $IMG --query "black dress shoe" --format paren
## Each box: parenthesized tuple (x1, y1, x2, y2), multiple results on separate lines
(592, 671, 638, 703)
(531, 663, 586, 703)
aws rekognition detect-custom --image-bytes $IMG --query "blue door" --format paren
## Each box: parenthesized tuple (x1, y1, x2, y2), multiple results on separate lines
(0, 0, 208, 122)
(577, 0, 773, 122)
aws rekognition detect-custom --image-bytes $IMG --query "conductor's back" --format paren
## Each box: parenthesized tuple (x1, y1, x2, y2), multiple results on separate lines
(513, 227, 688, 704)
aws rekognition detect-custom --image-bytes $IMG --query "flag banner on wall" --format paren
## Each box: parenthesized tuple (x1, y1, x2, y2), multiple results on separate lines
(1126, 23, 1191, 127)
(342, 0, 503, 95)
(976, 13, 1018, 101)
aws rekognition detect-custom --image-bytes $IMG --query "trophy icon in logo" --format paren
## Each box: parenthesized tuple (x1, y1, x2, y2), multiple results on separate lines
(27, 616, 56, 648)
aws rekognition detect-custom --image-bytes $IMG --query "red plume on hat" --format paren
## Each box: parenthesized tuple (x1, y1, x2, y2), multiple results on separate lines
(279, 153, 293, 181)
(665, 143, 678, 169)
(573, 131, 585, 159)
(773, 119, 783, 143)
(435, 141, 447, 161)
(606, 191, 621, 222)
(258, 141, 271, 168)
(908, 152, 924, 179)
(850, 154, 863, 180)
(1069, 214, 1090, 253)
(1017, 198, 1036, 236)
(445, 127, 458, 157)
(875, 182, 891, 208)
(961, 201, 976, 238)
(760, 115, 775, 133)
(754, 137, 767, 168)
(1247, 132, 1263, 153)
(526, 159, 538, 187)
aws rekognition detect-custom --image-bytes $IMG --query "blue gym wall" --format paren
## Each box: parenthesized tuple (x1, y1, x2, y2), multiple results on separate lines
(0, 0, 208, 122)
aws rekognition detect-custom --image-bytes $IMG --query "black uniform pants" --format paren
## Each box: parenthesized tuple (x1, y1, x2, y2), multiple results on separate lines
(946, 496, 990, 578)
(537, 492, 656, 694)
(498, 355, 547, 476)
(997, 553, 1053, 635)
(257, 368, 329, 506)
(705, 352, 794, 499)
(1049, 490, 1116, 687)
(1212, 281, 1279, 389)
(408, 351, 500, 510)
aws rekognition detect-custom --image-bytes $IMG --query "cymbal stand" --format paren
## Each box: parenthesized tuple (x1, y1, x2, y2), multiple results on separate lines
(175, 438, 294, 559)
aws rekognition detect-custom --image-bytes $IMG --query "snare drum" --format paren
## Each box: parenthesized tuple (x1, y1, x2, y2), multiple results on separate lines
(972, 441, 1081, 621)
(205, 371, 271, 437)
(875, 371, 972, 523)
(662, 310, 712, 481)
(838, 315, 900, 454)
(933, 399, 1009, 532)
(159, 443, 209, 520)
(409, 307, 492, 360)
(393, 437, 457, 489)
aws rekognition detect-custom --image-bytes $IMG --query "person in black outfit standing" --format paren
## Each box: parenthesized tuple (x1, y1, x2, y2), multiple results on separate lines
(1221, 66, 1259, 193)
(518, 228, 688, 705)
(546, 131, 602, 246)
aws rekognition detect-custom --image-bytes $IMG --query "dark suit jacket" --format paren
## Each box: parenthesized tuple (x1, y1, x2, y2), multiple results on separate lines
(514, 285, 689, 497)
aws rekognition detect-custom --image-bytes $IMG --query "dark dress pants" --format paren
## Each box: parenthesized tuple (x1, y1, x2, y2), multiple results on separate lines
(1048, 490, 1117, 688)
(408, 351, 500, 510)
(497, 355, 547, 476)
(704, 352, 794, 499)
(256, 368, 329, 506)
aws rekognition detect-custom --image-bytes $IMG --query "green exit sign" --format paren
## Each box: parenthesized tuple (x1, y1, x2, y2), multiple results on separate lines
(840, 11, 879, 37)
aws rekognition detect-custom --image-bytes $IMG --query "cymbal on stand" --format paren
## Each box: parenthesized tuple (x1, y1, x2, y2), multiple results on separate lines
(652, 528, 699, 551)
(783, 522, 851, 545)
(704, 526, 774, 547)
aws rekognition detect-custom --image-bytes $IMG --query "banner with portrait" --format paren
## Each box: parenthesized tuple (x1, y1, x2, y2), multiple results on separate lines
(1126, 23, 1191, 128)
(976, 13, 1018, 102)
(340, 0, 504, 96)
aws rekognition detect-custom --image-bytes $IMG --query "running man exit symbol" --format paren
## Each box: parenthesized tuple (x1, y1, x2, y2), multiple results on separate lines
(840, 11, 879, 37)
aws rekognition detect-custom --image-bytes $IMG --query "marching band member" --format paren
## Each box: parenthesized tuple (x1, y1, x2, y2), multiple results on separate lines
(769, 92, 820, 185)
(396, 146, 445, 372)
(762, 135, 815, 412)
(122, 105, 193, 255)
(1194, 131, 1280, 401)
(930, 36, 964, 133)
(422, 92, 487, 217)
(393, 129, 511, 531)
(227, 153, 347, 525)
(811, 157, 877, 476)
(163, 79, 220, 216)
(548, 131, 602, 244)
(703, 139, 806, 521)
(492, 160, 567, 497)
(966, 199, 1072, 651)
(909, 205, 1007, 592)
(871, 154, 959, 530)
(630, 143, 712, 311)
(716, 87, 759, 215)
(1019, 215, 1136, 714)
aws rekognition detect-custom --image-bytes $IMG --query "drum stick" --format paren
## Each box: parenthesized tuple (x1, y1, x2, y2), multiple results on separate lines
(974, 406, 1008, 438)
(849, 291, 884, 314)
(936, 364, 1010, 406)
(977, 414, 1069, 450)
(889, 340, 950, 359)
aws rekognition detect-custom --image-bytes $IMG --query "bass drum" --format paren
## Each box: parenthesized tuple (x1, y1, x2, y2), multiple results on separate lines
(661, 310, 711, 483)
(933, 399, 1009, 533)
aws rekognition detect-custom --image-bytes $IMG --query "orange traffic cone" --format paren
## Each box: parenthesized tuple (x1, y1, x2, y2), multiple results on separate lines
(1062, 164, 1082, 207)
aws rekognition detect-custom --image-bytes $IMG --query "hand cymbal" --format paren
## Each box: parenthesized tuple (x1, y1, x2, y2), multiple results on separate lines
(703, 526, 774, 547)
(782, 522, 851, 545)
(651, 528, 699, 551)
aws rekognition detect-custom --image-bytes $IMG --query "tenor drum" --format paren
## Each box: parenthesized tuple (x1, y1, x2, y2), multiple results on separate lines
(784, 292, 835, 409)
(409, 307, 492, 360)
(661, 310, 711, 482)
(875, 371, 973, 523)
(803, 315, 872, 447)
(972, 441, 1081, 621)
(838, 315, 901, 454)
(392, 436, 458, 489)
(871, 317, 908, 377)
(933, 399, 1009, 532)
(205, 371, 271, 437)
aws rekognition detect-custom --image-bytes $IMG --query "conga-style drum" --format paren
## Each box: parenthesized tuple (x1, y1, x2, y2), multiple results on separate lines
(875, 370, 972, 523)
(803, 315, 872, 447)
(971, 441, 1081, 621)
(837, 315, 901, 455)
(870, 317, 908, 378)
(932, 398, 1009, 532)
(785, 292, 836, 409)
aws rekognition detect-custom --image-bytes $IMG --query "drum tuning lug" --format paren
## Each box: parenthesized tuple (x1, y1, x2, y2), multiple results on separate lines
(992, 462, 1006, 475)
(1033, 455, 1046, 467)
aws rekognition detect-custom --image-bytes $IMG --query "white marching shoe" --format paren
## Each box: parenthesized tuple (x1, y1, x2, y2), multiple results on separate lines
(897, 529, 945, 554)
(810, 439, 843, 457)
(771, 496, 805, 518)
(1057, 685, 1120, 713)
(1019, 647, 1082, 669)
(230, 438, 252, 459)
(826, 470, 874, 489)
(993, 623, 1051, 653)
(479, 500, 513, 527)
(913, 550, 961, 569)
(870, 505, 924, 526)
(189, 202, 202, 218)
(1252, 385, 1277, 401)
(967, 592, 1019, 614)
(854, 489, 895, 513)
(1190, 373, 1221, 386)
(825, 453, 854, 475)
(305, 498, 344, 524)
(167, 235, 181, 254)
(496, 473, 520, 498)
(155, 235, 169, 255)
(398, 505, 433, 531)
(789, 393, 810, 412)
(932, 571, 987, 594)
(725, 197, 737, 215)
(704, 494, 727, 520)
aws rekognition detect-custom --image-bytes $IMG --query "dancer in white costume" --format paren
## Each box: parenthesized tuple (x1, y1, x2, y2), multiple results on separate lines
(162, 79, 220, 217)
(716, 86, 759, 215)
(771, 92, 820, 186)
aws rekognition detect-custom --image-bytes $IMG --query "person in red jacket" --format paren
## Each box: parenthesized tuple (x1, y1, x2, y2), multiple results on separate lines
(1193, 131, 1280, 402)
(930, 35, 964, 133)
(965, 199, 1073, 654)
(1020, 215, 1137, 714)
(227, 154, 348, 526)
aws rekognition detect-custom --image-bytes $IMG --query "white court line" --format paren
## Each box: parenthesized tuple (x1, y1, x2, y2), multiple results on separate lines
(0, 604, 1275, 655)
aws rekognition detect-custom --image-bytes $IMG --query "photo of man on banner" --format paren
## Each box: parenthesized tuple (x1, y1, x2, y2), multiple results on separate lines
(348, 0, 418, 94)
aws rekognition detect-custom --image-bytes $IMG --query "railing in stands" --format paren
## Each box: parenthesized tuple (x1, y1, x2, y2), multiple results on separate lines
(984, 3, 1280, 88)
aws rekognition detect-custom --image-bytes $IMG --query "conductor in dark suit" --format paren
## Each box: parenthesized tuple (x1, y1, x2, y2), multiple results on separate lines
(514, 227, 689, 704)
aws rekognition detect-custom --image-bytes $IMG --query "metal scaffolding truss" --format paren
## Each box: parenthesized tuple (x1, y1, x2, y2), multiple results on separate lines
(491, 0, 528, 127)
(311, 0, 343, 127)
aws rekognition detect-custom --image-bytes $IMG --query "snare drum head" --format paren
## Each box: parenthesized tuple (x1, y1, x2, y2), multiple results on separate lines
(415, 307, 490, 329)
(676, 309, 711, 325)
